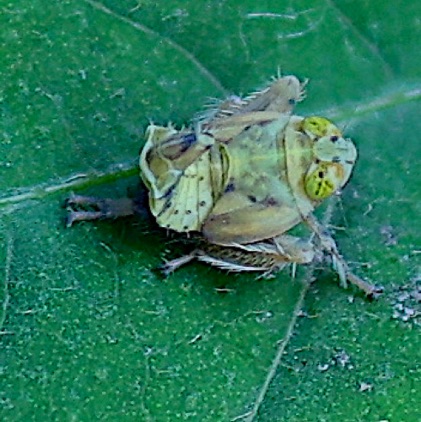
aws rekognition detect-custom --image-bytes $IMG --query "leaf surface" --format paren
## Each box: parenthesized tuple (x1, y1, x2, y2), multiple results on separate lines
(1, 1, 420, 421)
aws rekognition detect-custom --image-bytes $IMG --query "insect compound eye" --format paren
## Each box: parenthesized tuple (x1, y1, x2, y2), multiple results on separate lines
(302, 116, 343, 141)
(305, 162, 343, 200)
(302, 116, 331, 138)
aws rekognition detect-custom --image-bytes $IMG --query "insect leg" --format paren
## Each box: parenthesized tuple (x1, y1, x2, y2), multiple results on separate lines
(304, 214, 383, 297)
(65, 194, 136, 227)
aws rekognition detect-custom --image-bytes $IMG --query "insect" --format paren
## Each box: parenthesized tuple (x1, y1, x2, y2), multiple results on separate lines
(67, 75, 381, 297)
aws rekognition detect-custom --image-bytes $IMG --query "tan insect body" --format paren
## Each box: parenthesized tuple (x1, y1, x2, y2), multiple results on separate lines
(67, 75, 381, 296)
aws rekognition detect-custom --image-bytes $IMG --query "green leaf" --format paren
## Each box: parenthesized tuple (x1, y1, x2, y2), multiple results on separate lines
(1, 1, 420, 421)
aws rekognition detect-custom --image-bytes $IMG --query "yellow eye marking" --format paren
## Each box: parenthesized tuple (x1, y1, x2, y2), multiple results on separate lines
(302, 116, 342, 138)
(305, 162, 344, 200)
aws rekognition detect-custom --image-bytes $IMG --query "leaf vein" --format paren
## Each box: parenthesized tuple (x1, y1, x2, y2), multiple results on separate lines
(236, 199, 338, 421)
(0, 86, 419, 211)
(0, 235, 13, 334)
(327, 0, 394, 78)
(83, 0, 228, 95)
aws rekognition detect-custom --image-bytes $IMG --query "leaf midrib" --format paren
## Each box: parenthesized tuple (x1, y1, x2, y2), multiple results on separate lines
(1, 85, 419, 213)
